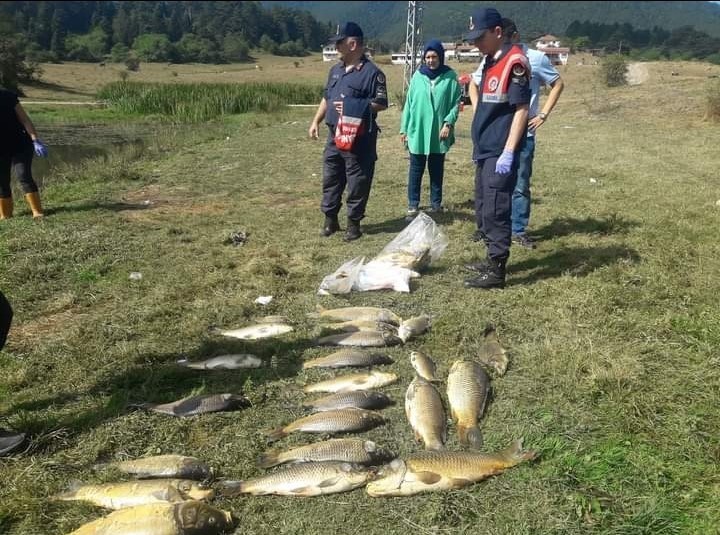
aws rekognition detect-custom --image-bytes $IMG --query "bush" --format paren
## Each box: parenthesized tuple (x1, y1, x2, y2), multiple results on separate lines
(222, 36, 250, 62)
(125, 57, 140, 72)
(601, 54, 628, 87)
(132, 34, 174, 62)
(705, 80, 720, 122)
(0, 36, 39, 92)
(110, 43, 130, 63)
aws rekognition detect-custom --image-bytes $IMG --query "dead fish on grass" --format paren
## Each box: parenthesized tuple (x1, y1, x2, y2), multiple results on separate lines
(262, 408, 385, 441)
(68, 501, 233, 535)
(447, 360, 490, 448)
(54, 479, 214, 509)
(317, 330, 402, 347)
(366, 439, 537, 497)
(410, 350, 439, 382)
(316, 319, 398, 335)
(110, 455, 213, 481)
(303, 349, 393, 369)
(137, 394, 249, 417)
(215, 322, 293, 340)
(177, 354, 262, 370)
(308, 305, 401, 326)
(477, 324, 510, 376)
(218, 462, 375, 497)
(405, 377, 446, 450)
(303, 390, 393, 412)
(303, 370, 398, 393)
(258, 438, 395, 468)
(398, 315, 433, 343)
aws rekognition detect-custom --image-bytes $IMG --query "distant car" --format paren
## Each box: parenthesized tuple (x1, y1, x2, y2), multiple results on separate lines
(458, 73, 472, 106)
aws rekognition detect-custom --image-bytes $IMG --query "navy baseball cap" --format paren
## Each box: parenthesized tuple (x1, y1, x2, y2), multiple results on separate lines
(328, 22, 364, 44)
(464, 8, 502, 41)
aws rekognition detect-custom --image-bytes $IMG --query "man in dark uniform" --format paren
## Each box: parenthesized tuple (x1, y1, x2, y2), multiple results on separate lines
(0, 290, 26, 456)
(462, 7, 530, 289)
(309, 22, 388, 241)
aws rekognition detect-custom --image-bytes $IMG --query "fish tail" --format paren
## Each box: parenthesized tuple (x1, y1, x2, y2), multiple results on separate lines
(257, 450, 281, 469)
(502, 438, 538, 464)
(216, 480, 247, 497)
(466, 426, 484, 449)
(306, 304, 326, 320)
(54, 480, 82, 501)
(483, 323, 498, 340)
(457, 424, 470, 445)
(262, 427, 287, 442)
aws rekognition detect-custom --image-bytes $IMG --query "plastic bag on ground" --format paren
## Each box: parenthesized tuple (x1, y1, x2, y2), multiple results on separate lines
(318, 256, 366, 295)
(354, 260, 419, 293)
(372, 212, 449, 271)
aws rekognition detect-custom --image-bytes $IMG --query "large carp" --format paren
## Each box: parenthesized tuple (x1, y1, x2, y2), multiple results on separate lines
(446, 360, 490, 448)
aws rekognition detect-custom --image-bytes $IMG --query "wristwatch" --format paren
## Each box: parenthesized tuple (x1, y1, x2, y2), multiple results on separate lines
(537, 112, 548, 121)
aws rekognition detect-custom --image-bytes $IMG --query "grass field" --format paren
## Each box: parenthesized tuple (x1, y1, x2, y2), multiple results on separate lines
(1, 53, 720, 534)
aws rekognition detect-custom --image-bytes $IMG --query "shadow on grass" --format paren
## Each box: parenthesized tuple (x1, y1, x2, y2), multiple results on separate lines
(509, 245, 641, 285)
(533, 214, 640, 240)
(363, 208, 474, 236)
(5, 336, 315, 454)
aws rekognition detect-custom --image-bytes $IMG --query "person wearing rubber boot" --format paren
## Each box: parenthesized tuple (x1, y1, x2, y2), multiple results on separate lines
(0, 290, 26, 456)
(0, 88, 49, 220)
(309, 22, 388, 241)
(462, 7, 530, 289)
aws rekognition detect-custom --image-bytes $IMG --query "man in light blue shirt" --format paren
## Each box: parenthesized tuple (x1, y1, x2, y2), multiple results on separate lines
(469, 18, 565, 249)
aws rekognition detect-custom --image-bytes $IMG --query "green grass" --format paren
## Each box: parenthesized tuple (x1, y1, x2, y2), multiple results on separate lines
(1, 58, 720, 534)
(97, 81, 324, 122)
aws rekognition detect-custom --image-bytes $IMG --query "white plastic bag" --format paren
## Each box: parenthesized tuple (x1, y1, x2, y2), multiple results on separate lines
(317, 256, 366, 295)
(372, 212, 449, 271)
(354, 260, 419, 293)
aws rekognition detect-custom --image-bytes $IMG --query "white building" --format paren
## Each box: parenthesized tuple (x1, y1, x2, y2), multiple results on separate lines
(533, 35, 569, 66)
(322, 45, 338, 62)
(535, 34, 562, 49)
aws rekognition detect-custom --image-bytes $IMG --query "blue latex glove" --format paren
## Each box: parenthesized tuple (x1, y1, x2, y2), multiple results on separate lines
(495, 149, 514, 175)
(33, 139, 49, 158)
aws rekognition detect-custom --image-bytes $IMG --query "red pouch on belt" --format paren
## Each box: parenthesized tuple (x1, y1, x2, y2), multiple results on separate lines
(334, 97, 370, 151)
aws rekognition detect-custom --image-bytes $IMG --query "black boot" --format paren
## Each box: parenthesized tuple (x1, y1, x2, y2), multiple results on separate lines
(464, 256, 492, 274)
(344, 218, 362, 241)
(464, 257, 506, 289)
(321, 215, 340, 237)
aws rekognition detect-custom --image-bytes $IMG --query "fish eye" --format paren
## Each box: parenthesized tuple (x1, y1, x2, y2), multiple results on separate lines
(208, 517, 216, 525)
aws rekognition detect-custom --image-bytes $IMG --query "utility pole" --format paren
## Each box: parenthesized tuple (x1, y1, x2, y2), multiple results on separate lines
(403, 1, 423, 98)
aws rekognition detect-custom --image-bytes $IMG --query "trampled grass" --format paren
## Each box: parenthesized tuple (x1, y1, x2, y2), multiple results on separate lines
(1, 55, 720, 534)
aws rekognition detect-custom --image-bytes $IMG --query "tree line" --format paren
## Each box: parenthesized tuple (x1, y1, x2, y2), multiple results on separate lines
(565, 20, 720, 63)
(0, 1, 332, 64)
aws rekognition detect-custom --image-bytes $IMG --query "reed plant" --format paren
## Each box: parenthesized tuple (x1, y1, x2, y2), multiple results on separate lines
(97, 81, 323, 122)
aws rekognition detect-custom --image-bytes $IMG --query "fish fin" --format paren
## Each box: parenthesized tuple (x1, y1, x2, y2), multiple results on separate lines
(317, 476, 341, 488)
(53, 480, 83, 501)
(456, 424, 469, 446)
(449, 477, 472, 489)
(257, 450, 281, 469)
(289, 486, 316, 496)
(216, 480, 246, 497)
(483, 324, 497, 338)
(503, 438, 539, 464)
(414, 471, 442, 485)
(262, 427, 287, 442)
(467, 426, 484, 449)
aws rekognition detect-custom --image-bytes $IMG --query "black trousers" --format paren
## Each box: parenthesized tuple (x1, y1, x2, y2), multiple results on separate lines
(0, 146, 38, 198)
(321, 131, 377, 222)
(0, 291, 12, 351)
(474, 157, 518, 261)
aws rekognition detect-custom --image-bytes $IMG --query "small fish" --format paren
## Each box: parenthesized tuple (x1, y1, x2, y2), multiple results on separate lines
(54, 479, 214, 510)
(317, 330, 402, 347)
(303, 390, 394, 412)
(410, 350, 439, 381)
(398, 315, 433, 343)
(447, 360, 490, 448)
(303, 371, 398, 394)
(317, 319, 398, 334)
(257, 438, 395, 468)
(68, 501, 233, 535)
(262, 408, 385, 441)
(113, 455, 212, 481)
(366, 439, 537, 497)
(139, 393, 249, 417)
(477, 324, 510, 376)
(177, 354, 262, 370)
(218, 462, 375, 497)
(303, 349, 393, 369)
(405, 377, 446, 450)
(217, 323, 293, 340)
(308, 305, 402, 326)
(257, 315, 291, 324)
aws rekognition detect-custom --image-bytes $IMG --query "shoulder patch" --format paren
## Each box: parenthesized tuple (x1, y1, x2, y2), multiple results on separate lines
(512, 64, 527, 77)
(377, 73, 386, 84)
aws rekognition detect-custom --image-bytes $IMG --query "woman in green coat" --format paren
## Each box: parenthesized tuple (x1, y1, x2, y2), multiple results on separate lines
(400, 40, 461, 220)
